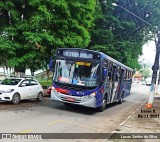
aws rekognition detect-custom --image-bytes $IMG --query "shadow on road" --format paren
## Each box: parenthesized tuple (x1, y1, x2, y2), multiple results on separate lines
(0, 97, 128, 114)
(49, 100, 127, 115)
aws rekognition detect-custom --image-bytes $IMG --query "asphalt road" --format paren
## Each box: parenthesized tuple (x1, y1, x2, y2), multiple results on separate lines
(0, 83, 150, 141)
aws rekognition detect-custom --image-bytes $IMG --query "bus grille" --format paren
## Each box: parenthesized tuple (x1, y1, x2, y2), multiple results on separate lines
(54, 81, 97, 91)
(61, 96, 81, 103)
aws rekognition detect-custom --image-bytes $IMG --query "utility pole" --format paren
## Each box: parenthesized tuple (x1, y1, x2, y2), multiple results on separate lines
(146, 25, 160, 108)
(112, 3, 159, 108)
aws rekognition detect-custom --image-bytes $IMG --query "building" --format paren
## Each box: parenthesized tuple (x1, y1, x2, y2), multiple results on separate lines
(132, 73, 142, 83)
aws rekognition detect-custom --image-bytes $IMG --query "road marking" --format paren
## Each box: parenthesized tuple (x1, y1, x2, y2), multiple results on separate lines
(48, 120, 63, 125)
(61, 120, 102, 131)
(120, 99, 148, 126)
(103, 100, 149, 142)
(120, 114, 132, 126)
(48, 119, 102, 131)
(19, 129, 32, 134)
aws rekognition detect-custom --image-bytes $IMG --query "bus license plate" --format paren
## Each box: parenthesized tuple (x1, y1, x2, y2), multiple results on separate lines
(66, 97, 75, 102)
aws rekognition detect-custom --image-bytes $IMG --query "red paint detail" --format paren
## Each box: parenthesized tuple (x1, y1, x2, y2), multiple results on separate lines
(116, 84, 120, 95)
(55, 88, 69, 94)
(118, 84, 120, 92)
(101, 88, 104, 94)
(47, 89, 51, 94)
(47, 86, 52, 95)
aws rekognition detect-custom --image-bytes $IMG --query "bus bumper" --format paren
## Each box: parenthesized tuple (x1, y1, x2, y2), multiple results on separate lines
(51, 90, 97, 108)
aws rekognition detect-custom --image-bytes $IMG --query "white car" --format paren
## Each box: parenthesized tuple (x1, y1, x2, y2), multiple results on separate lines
(0, 78, 44, 104)
(145, 78, 152, 86)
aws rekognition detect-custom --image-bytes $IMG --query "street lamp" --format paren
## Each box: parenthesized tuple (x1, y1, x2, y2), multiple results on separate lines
(112, 3, 154, 28)
(112, 2, 160, 108)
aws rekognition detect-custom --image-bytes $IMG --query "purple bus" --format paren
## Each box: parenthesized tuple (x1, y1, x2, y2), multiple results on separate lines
(50, 48, 133, 112)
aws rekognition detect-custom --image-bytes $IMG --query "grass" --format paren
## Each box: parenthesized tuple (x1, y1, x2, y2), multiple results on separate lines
(39, 80, 52, 86)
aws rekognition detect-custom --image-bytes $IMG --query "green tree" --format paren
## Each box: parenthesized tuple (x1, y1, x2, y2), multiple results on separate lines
(139, 64, 151, 79)
(0, 0, 96, 75)
(88, 0, 160, 69)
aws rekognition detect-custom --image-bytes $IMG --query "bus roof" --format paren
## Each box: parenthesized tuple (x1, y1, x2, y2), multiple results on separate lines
(57, 48, 133, 72)
(100, 52, 133, 71)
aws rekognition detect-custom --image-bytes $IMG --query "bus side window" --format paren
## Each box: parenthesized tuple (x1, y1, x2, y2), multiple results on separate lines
(112, 66, 116, 80)
(125, 70, 128, 80)
(115, 73, 119, 81)
(116, 68, 120, 81)
(127, 71, 130, 80)
(108, 71, 112, 81)
(129, 72, 132, 81)
(107, 61, 113, 81)
(102, 67, 107, 81)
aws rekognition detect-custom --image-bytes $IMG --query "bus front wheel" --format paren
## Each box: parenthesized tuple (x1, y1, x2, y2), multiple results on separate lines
(97, 95, 107, 112)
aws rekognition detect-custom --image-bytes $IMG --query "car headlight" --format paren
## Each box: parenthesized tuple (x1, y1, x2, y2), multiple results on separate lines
(2, 89, 14, 93)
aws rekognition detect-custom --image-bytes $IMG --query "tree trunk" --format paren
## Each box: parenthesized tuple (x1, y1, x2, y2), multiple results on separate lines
(3, 66, 6, 78)
(15, 66, 26, 77)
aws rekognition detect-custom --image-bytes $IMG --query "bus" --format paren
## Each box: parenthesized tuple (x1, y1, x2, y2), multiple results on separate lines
(50, 48, 133, 112)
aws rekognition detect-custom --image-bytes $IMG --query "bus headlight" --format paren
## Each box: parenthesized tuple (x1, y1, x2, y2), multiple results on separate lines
(90, 92, 97, 97)
(82, 92, 97, 99)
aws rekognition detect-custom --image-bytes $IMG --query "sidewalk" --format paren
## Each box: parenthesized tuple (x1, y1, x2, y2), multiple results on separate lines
(108, 98, 160, 142)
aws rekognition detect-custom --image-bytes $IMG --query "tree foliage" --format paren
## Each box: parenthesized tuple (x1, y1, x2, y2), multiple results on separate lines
(0, 0, 96, 74)
(139, 64, 151, 79)
(0, 0, 160, 74)
(88, 0, 160, 69)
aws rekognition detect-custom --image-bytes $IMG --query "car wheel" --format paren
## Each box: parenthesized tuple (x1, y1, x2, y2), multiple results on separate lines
(97, 95, 107, 112)
(37, 92, 43, 102)
(12, 93, 20, 104)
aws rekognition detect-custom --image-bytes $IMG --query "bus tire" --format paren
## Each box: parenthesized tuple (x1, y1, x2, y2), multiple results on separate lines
(64, 102, 71, 106)
(97, 95, 107, 112)
(118, 92, 124, 104)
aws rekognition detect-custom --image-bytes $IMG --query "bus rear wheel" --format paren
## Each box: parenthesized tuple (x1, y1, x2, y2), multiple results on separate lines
(118, 92, 124, 104)
(97, 95, 107, 112)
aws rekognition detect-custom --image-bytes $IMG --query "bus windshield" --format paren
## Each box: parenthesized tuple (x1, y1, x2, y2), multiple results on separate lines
(53, 59, 99, 86)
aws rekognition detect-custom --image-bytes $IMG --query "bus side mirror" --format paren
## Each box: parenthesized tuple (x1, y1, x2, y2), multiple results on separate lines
(49, 58, 53, 70)
(49, 58, 54, 72)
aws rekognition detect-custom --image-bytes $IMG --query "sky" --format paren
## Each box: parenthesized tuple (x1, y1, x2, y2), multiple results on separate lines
(139, 40, 156, 67)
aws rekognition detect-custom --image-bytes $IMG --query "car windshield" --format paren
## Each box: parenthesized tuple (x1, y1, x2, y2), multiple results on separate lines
(53, 59, 100, 86)
(1, 78, 21, 85)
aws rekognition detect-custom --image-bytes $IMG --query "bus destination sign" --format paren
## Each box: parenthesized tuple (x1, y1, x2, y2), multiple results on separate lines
(63, 50, 93, 59)
(56, 49, 100, 60)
